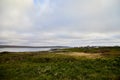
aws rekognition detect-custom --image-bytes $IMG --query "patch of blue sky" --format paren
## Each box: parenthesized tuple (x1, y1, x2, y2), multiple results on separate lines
(34, 0, 38, 5)
(34, 0, 45, 5)
(39, 0, 45, 4)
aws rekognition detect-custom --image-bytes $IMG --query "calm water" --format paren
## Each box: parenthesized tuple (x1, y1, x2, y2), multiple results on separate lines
(0, 48, 52, 52)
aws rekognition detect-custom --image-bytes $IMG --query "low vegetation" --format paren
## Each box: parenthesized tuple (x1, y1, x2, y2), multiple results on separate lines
(0, 47, 120, 80)
(62, 46, 120, 56)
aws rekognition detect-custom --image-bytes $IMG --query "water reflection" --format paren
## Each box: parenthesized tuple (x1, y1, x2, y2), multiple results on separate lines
(0, 48, 51, 52)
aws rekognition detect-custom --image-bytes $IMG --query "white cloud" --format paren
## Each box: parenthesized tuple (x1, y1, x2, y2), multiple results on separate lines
(0, 0, 33, 30)
(0, 0, 120, 46)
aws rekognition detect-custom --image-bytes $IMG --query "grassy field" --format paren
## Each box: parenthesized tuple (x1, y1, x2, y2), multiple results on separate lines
(0, 47, 120, 80)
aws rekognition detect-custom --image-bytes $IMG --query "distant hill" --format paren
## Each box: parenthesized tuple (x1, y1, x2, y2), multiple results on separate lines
(0, 45, 70, 48)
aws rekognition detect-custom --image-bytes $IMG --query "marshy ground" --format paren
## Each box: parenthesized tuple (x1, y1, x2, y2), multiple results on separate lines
(0, 47, 120, 80)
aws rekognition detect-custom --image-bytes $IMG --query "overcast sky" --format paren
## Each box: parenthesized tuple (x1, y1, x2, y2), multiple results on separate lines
(0, 0, 120, 46)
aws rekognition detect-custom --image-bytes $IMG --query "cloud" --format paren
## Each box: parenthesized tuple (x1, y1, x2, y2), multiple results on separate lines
(0, 0, 120, 46)
(0, 0, 34, 31)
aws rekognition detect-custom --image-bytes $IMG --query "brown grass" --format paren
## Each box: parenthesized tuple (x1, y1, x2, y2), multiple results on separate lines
(57, 52, 102, 59)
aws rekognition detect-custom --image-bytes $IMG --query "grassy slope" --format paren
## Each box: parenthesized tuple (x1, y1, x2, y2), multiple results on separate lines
(0, 47, 120, 80)
(63, 46, 120, 56)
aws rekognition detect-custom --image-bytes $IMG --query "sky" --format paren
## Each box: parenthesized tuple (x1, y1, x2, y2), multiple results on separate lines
(0, 0, 120, 47)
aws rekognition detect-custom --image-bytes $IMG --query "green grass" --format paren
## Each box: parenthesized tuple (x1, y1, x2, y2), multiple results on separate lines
(0, 51, 120, 80)
(63, 46, 120, 56)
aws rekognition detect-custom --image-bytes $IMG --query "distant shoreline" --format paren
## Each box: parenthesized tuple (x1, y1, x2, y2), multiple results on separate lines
(0, 45, 70, 48)
(0, 46, 120, 56)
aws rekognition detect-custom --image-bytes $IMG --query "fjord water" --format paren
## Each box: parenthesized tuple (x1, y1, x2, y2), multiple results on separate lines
(0, 48, 51, 52)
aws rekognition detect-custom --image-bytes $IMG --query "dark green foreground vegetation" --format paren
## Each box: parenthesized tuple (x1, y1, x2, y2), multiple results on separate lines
(0, 47, 120, 80)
